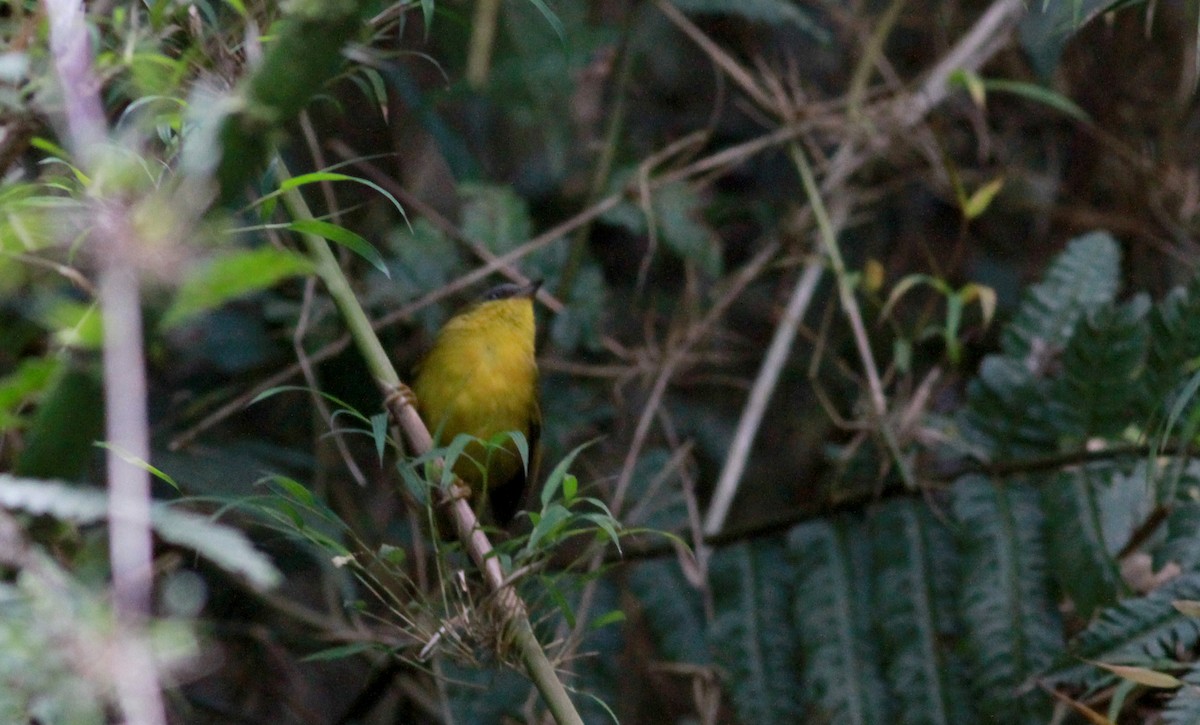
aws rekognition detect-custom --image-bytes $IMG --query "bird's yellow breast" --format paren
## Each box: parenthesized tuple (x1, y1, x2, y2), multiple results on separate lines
(412, 297, 538, 493)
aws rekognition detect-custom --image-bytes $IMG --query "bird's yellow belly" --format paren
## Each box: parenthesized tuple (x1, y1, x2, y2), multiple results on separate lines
(414, 342, 535, 492)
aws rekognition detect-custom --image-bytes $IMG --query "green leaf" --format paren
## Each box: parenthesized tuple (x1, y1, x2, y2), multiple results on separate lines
(14, 361, 105, 480)
(0, 356, 60, 430)
(1018, 0, 1110, 78)
(370, 412, 388, 465)
(579, 513, 622, 553)
(961, 177, 1005, 220)
(287, 219, 388, 277)
(508, 430, 530, 477)
(301, 642, 377, 662)
(272, 172, 406, 220)
(33, 300, 103, 350)
(544, 576, 577, 629)
(377, 543, 406, 566)
(268, 475, 316, 508)
(562, 474, 577, 504)
(1158, 464, 1200, 570)
(949, 69, 987, 108)
(788, 519, 892, 724)
(162, 248, 313, 328)
(952, 475, 1063, 723)
(526, 503, 571, 552)
(591, 609, 626, 629)
(652, 181, 722, 277)
(981, 78, 1091, 123)
(521, 0, 566, 39)
(94, 442, 181, 492)
(539, 439, 595, 509)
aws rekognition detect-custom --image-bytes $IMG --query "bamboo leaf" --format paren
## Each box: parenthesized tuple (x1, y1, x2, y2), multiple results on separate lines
(161, 248, 312, 328)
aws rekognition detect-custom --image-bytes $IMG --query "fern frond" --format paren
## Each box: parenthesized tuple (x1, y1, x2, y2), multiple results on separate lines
(628, 559, 711, 665)
(0, 476, 280, 589)
(959, 357, 1058, 458)
(709, 538, 805, 724)
(787, 518, 892, 724)
(1163, 665, 1200, 725)
(1053, 298, 1150, 440)
(1045, 572, 1200, 688)
(1146, 278, 1200, 401)
(869, 500, 975, 725)
(952, 475, 1063, 723)
(1160, 463, 1200, 571)
(1040, 465, 1127, 618)
(1000, 231, 1121, 359)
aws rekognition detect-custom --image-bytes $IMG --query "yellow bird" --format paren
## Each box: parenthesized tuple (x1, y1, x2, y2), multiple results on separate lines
(412, 280, 541, 525)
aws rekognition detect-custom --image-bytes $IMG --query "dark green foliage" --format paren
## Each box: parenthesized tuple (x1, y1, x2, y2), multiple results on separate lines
(1053, 298, 1150, 441)
(1164, 666, 1200, 725)
(215, 0, 380, 201)
(960, 231, 1124, 458)
(444, 664, 531, 723)
(999, 231, 1121, 360)
(13, 0, 1200, 720)
(952, 475, 1063, 723)
(1045, 573, 1200, 688)
(14, 358, 104, 480)
(709, 539, 805, 724)
(788, 519, 892, 725)
(1159, 462, 1200, 570)
(1019, 0, 1111, 78)
(1040, 465, 1127, 618)
(629, 559, 711, 665)
(869, 500, 975, 725)
(959, 357, 1059, 457)
(1146, 279, 1200, 401)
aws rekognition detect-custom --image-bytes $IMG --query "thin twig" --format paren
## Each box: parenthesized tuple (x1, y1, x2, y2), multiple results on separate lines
(653, 0, 777, 114)
(702, 255, 824, 535)
(610, 240, 781, 518)
(559, 240, 780, 661)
